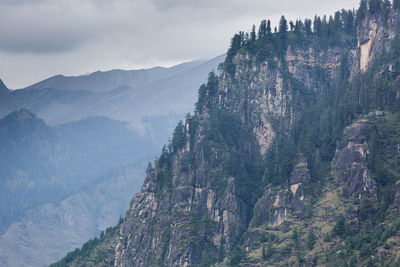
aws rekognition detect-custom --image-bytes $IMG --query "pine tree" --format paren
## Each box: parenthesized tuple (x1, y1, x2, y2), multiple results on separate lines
(146, 162, 153, 175)
(344, 11, 355, 35)
(357, 0, 368, 23)
(334, 11, 342, 31)
(292, 228, 299, 247)
(258, 19, 267, 39)
(305, 19, 312, 36)
(262, 245, 266, 259)
(333, 215, 346, 236)
(328, 16, 335, 38)
(368, 0, 382, 14)
(266, 20, 272, 36)
(313, 16, 322, 36)
(289, 21, 294, 31)
(262, 242, 274, 260)
(172, 121, 186, 152)
(279, 15, 288, 38)
(278, 16, 288, 52)
(251, 25, 256, 41)
(306, 230, 316, 250)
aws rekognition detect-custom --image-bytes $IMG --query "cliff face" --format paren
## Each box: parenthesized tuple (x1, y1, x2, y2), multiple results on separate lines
(332, 119, 377, 199)
(112, 33, 351, 267)
(56, 7, 400, 267)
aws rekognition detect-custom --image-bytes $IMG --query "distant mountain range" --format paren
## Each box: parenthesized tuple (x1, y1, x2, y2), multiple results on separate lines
(0, 55, 224, 135)
(0, 55, 224, 266)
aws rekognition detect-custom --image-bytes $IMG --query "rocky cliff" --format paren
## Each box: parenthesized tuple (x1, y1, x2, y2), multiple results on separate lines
(54, 3, 400, 267)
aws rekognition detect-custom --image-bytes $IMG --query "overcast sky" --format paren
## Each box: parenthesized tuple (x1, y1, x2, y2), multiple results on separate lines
(0, 0, 360, 89)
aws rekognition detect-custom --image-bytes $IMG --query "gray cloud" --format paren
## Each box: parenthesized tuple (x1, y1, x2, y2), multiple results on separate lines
(0, 0, 360, 88)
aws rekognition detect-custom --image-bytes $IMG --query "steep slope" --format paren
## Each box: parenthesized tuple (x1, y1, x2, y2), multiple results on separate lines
(54, 2, 400, 267)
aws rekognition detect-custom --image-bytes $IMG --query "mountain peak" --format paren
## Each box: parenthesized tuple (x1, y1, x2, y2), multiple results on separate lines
(0, 79, 10, 94)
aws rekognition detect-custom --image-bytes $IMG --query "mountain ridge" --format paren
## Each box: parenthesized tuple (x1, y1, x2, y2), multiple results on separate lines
(20, 59, 209, 93)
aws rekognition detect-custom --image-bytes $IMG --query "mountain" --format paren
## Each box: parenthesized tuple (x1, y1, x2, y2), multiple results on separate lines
(0, 110, 158, 266)
(0, 79, 18, 116)
(2, 55, 224, 135)
(23, 61, 202, 93)
(0, 79, 9, 95)
(52, 2, 400, 267)
(0, 56, 224, 266)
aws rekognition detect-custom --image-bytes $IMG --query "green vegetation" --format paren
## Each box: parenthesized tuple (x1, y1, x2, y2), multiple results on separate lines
(50, 226, 116, 267)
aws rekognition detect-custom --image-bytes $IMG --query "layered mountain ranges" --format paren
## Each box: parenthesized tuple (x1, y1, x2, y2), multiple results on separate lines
(0, 55, 224, 135)
(0, 56, 224, 266)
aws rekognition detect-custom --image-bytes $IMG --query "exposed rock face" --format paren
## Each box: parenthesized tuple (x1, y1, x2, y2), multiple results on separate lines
(252, 156, 310, 228)
(359, 17, 379, 72)
(252, 186, 291, 227)
(358, 11, 400, 72)
(332, 119, 377, 199)
(114, 115, 262, 266)
(58, 9, 400, 267)
(109, 13, 387, 267)
(289, 156, 310, 212)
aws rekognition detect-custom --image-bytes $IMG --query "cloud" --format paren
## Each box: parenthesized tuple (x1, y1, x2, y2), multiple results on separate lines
(0, 0, 360, 88)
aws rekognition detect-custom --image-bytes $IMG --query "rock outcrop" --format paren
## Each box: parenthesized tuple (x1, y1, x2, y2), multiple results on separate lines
(332, 119, 377, 199)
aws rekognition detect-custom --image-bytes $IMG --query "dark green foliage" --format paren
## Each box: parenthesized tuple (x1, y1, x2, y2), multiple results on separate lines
(196, 72, 219, 113)
(360, 243, 372, 257)
(266, 20, 272, 36)
(368, 0, 382, 14)
(229, 246, 245, 266)
(259, 232, 268, 242)
(333, 215, 347, 236)
(292, 228, 299, 247)
(366, 113, 400, 220)
(262, 242, 274, 260)
(357, 0, 368, 23)
(263, 135, 295, 185)
(349, 255, 358, 267)
(306, 229, 316, 250)
(50, 227, 116, 267)
(258, 20, 267, 39)
(305, 202, 313, 220)
(278, 16, 288, 52)
(172, 121, 186, 152)
(224, 33, 244, 76)
(304, 19, 312, 36)
(359, 198, 376, 222)
(251, 25, 256, 41)
(146, 162, 153, 175)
